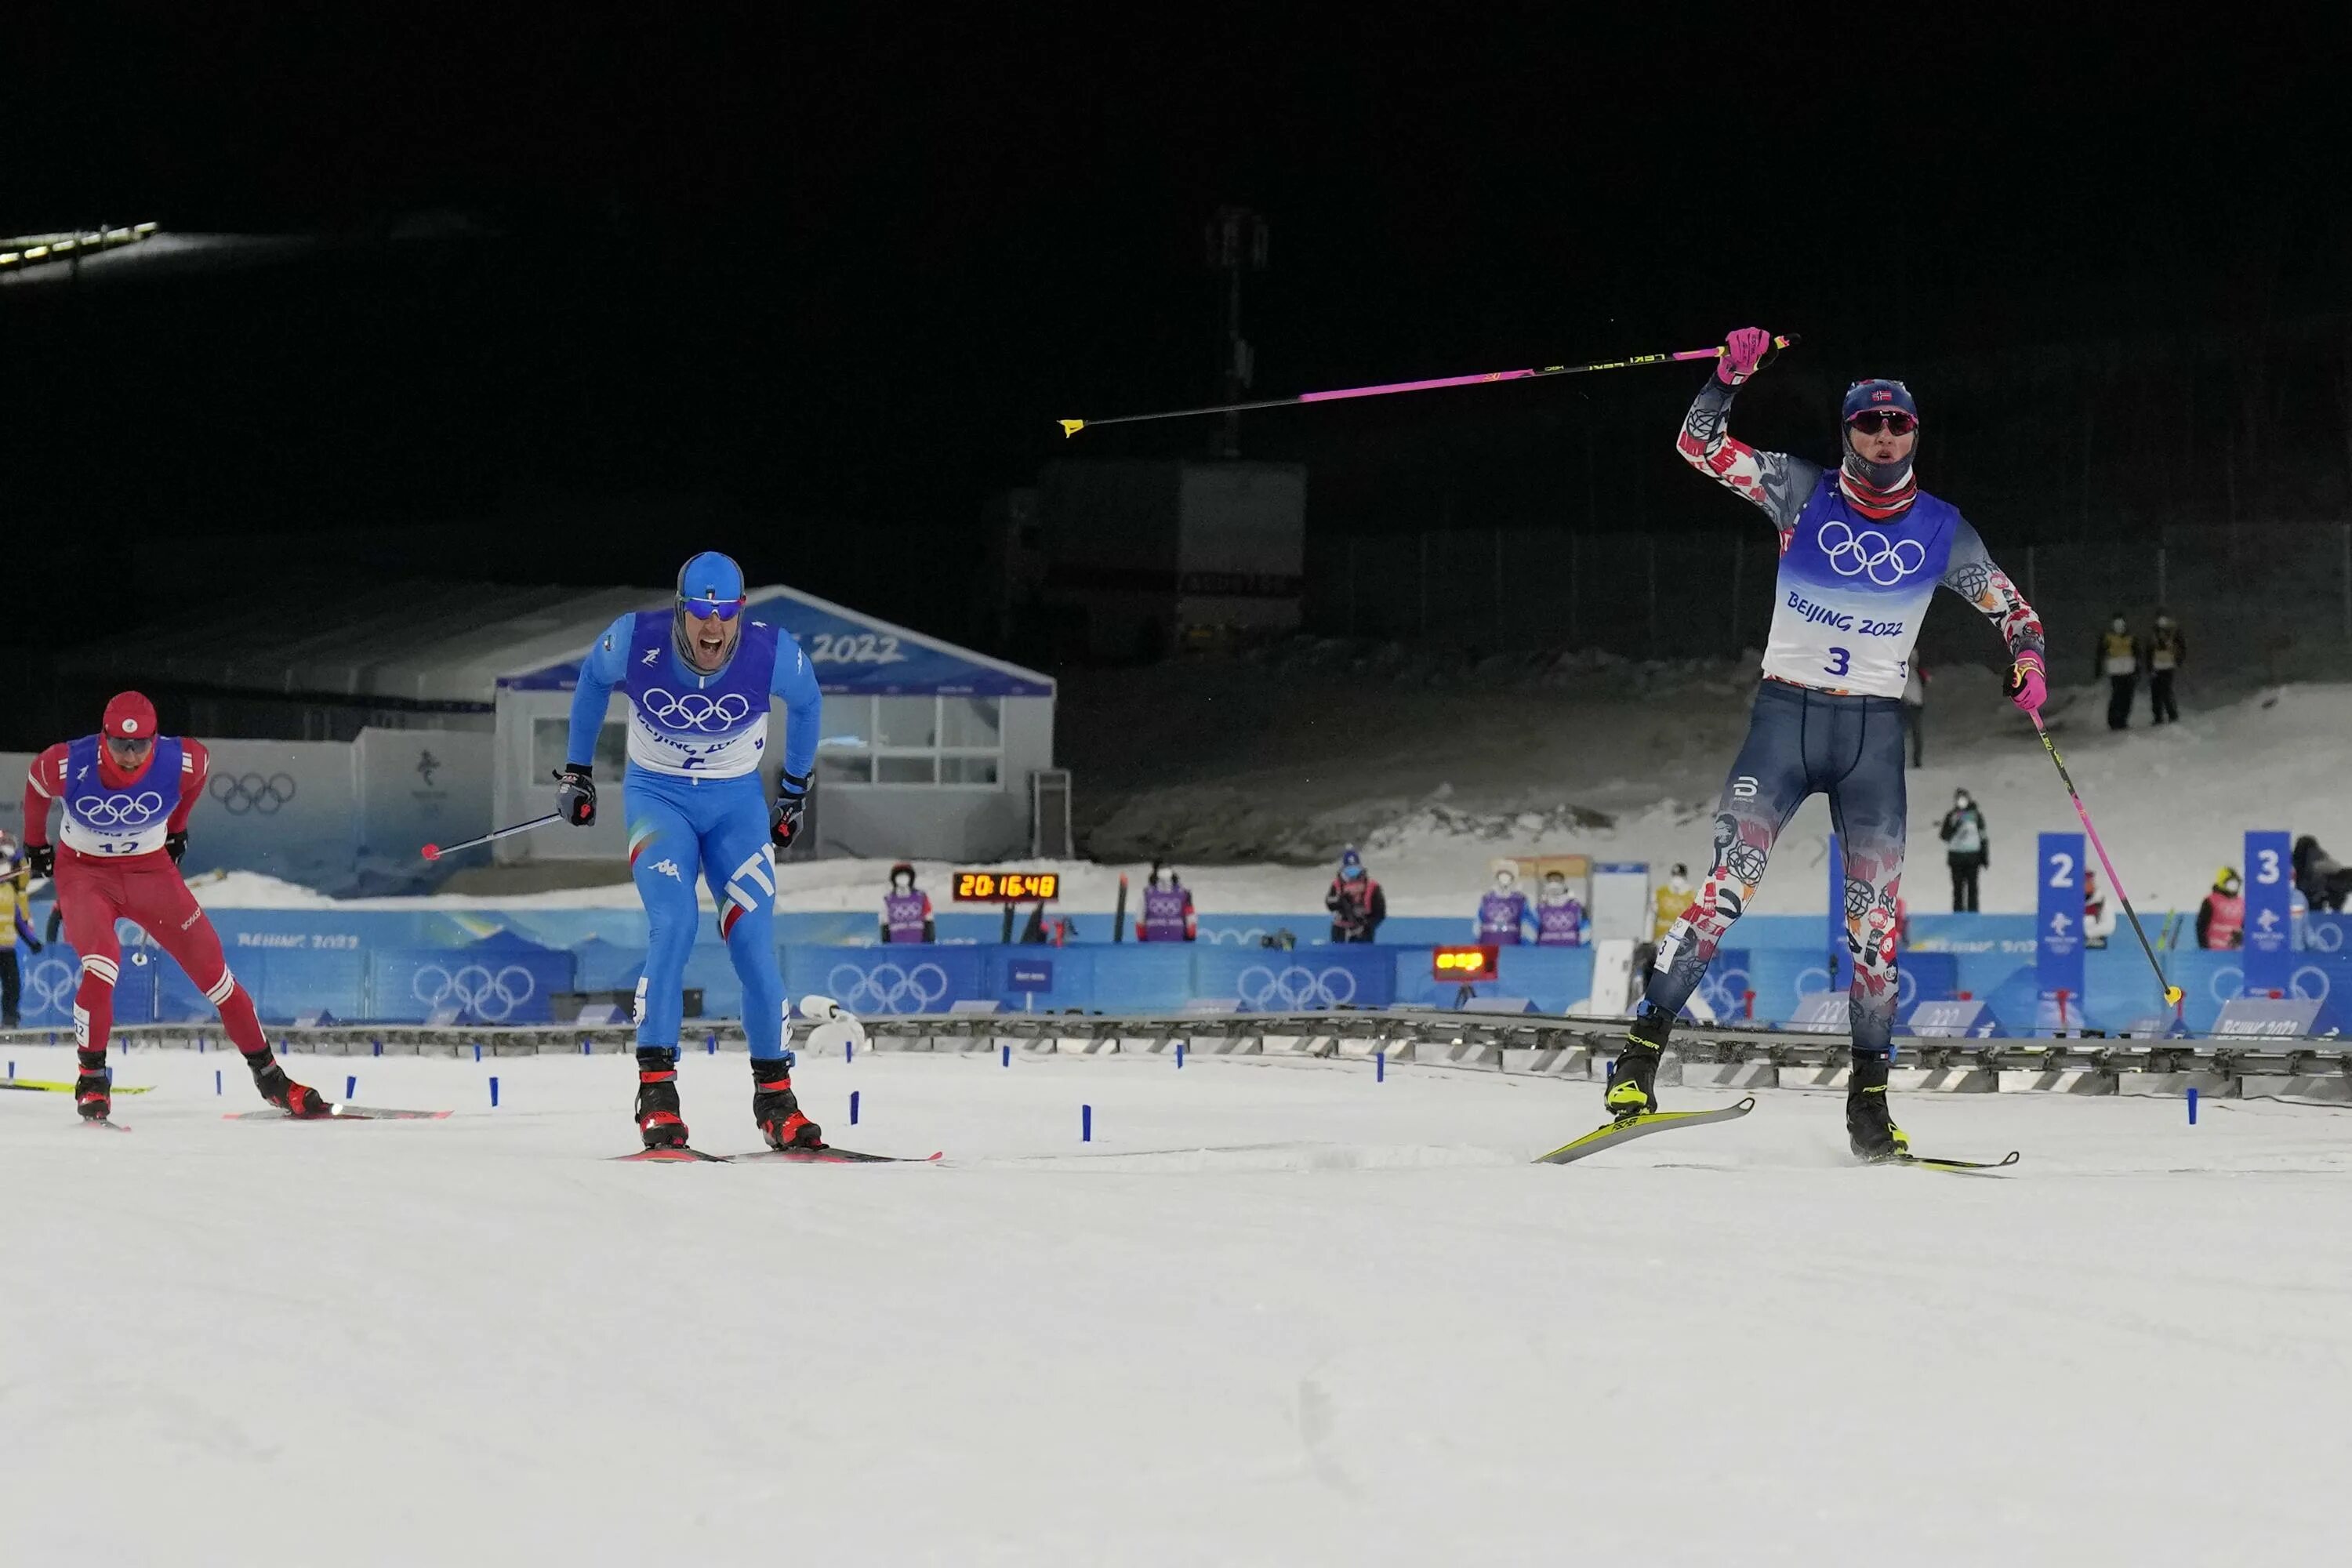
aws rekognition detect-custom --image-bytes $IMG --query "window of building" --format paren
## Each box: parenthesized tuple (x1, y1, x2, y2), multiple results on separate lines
(816, 695, 1003, 788)
(534, 717, 626, 781)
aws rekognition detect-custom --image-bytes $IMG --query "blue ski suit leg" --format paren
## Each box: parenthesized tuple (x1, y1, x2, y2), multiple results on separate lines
(1642, 681, 1908, 1051)
(624, 769, 786, 1058)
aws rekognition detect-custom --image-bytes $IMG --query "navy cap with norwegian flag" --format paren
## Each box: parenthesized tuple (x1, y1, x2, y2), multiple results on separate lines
(1841, 378, 1918, 424)
(102, 690, 158, 740)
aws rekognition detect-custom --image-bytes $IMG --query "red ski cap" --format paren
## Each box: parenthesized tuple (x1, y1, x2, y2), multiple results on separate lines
(102, 691, 158, 740)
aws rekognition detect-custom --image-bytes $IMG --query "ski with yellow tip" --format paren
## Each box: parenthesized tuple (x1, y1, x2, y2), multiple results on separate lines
(1534, 1097, 1757, 1165)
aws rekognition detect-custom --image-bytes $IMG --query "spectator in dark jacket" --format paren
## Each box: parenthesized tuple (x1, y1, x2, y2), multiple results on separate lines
(2147, 612, 2184, 724)
(1326, 845, 1387, 943)
(2294, 836, 2352, 913)
(1939, 790, 1989, 912)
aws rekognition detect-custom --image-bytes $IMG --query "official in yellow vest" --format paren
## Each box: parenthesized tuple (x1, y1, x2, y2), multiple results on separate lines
(1653, 863, 1694, 942)
(2094, 615, 2140, 731)
(0, 829, 45, 1028)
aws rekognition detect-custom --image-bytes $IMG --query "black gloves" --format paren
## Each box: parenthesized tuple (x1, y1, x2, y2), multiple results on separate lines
(165, 831, 187, 865)
(26, 844, 54, 879)
(771, 771, 811, 851)
(554, 764, 597, 827)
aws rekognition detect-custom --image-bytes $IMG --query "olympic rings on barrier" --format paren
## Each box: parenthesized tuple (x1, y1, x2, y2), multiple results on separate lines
(827, 961, 951, 1015)
(411, 964, 539, 1022)
(212, 773, 298, 815)
(2303, 920, 2344, 953)
(637, 690, 753, 732)
(2210, 964, 2330, 1006)
(27, 957, 78, 1014)
(1236, 964, 1359, 1011)
(71, 790, 166, 826)
(1697, 966, 1752, 1018)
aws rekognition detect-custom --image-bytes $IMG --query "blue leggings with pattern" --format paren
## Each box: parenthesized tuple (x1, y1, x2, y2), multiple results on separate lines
(1643, 681, 1908, 1051)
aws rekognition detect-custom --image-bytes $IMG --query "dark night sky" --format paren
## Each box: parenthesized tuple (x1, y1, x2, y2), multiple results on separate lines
(5, 9, 2336, 638)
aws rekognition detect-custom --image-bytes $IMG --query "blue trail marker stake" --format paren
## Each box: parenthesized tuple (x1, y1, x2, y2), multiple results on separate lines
(850, 1090, 860, 1126)
(1377, 1050, 1386, 1083)
(581, 1037, 590, 1057)
(474, 1044, 482, 1063)
(845, 1039, 854, 1063)
(1001, 1044, 1011, 1068)
(2187, 1087, 2199, 1125)
(346, 1075, 358, 1100)
(1082, 1104, 1092, 1142)
(706, 1032, 717, 1055)
(198, 1036, 206, 1053)
(372, 1038, 383, 1057)
(1176, 1041, 1185, 1069)
(489, 1076, 500, 1109)
(215, 1069, 222, 1096)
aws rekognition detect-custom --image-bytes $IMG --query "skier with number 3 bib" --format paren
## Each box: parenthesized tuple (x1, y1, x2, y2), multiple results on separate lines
(1611, 328, 2048, 1160)
(557, 552, 827, 1152)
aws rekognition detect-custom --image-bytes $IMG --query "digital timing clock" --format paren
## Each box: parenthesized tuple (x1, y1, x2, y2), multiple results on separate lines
(953, 870, 1062, 902)
(1431, 945, 1500, 983)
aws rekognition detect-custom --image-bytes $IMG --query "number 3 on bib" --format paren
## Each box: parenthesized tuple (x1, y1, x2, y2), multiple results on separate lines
(1824, 647, 1852, 678)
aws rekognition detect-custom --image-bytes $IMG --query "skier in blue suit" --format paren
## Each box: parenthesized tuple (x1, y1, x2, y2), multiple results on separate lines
(556, 550, 827, 1151)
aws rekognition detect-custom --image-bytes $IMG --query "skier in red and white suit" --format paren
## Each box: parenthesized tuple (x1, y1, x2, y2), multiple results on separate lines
(20, 691, 328, 1123)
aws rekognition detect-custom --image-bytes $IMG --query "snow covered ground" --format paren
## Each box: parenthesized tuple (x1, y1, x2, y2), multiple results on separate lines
(6, 1047, 2349, 1564)
(194, 676, 2352, 923)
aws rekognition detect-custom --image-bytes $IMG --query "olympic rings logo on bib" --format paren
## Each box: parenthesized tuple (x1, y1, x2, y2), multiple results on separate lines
(72, 791, 167, 826)
(638, 690, 753, 731)
(1817, 521, 1926, 586)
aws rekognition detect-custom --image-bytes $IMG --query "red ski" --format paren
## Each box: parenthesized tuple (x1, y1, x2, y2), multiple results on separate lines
(613, 1144, 941, 1164)
(223, 1105, 453, 1122)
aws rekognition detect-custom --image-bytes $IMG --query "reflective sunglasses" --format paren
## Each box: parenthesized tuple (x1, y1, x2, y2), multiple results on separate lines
(1847, 411, 1917, 436)
(680, 595, 746, 621)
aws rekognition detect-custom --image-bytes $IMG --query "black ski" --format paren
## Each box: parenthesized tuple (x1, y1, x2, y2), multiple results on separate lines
(1882, 1149, 2020, 1174)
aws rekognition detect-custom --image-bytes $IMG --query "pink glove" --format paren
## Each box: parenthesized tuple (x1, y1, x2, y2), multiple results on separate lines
(1716, 326, 1773, 387)
(2005, 653, 2047, 713)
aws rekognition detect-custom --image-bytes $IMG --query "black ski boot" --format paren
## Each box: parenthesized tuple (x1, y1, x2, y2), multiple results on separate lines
(74, 1047, 111, 1122)
(1846, 1049, 1911, 1161)
(1605, 1009, 1672, 1120)
(751, 1054, 823, 1151)
(247, 1051, 333, 1118)
(635, 1047, 689, 1149)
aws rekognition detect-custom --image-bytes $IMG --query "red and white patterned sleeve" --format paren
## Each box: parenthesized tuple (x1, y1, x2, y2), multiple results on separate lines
(1939, 518, 2047, 667)
(20, 743, 68, 847)
(1672, 377, 1821, 541)
(169, 739, 211, 833)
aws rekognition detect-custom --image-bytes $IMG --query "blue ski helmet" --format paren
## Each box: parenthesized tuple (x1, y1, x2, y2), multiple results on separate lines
(1840, 379, 1918, 424)
(673, 550, 748, 668)
(677, 550, 747, 614)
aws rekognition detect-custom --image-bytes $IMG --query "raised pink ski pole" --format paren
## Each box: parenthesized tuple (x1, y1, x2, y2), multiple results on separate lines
(2029, 711, 2183, 1010)
(1058, 335, 1797, 437)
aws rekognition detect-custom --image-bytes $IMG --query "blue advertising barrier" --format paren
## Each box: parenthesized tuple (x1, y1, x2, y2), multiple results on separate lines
(368, 945, 577, 1025)
(1391, 945, 1590, 1012)
(785, 945, 992, 1018)
(1196, 945, 1396, 1012)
